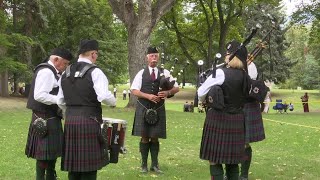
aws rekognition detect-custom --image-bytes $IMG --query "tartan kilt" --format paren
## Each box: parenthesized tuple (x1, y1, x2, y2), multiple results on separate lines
(61, 108, 108, 172)
(200, 109, 245, 164)
(25, 111, 63, 160)
(243, 102, 266, 143)
(132, 102, 166, 139)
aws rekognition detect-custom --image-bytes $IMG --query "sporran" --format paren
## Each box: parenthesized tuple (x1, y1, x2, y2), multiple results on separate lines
(32, 114, 47, 138)
(144, 109, 158, 125)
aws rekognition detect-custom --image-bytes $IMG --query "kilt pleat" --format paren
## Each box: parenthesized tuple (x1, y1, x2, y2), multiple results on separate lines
(132, 103, 166, 139)
(61, 109, 108, 172)
(243, 102, 266, 143)
(25, 112, 63, 160)
(200, 110, 245, 164)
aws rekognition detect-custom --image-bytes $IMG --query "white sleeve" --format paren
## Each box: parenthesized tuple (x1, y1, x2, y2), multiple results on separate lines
(91, 68, 116, 106)
(130, 69, 144, 90)
(34, 68, 58, 105)
(248, 62, 258, 80)
(57, 77, 66, 112)
(197, 69, 225, 102)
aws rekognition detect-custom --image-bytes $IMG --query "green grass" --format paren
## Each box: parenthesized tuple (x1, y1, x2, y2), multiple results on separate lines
(0, 88, 320, 179)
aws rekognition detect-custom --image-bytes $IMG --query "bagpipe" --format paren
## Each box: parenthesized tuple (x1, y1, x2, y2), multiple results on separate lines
(158, 50, 190, 98)
(158, 56, 178, 94)
(196, 23, 273, 109)
(247, 26, 275, 65)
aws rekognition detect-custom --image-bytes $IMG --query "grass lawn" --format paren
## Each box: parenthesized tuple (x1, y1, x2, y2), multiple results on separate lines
(0, 88, 319, 180)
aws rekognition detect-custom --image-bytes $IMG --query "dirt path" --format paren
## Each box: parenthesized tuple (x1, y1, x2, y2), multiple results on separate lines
(0, 96, 27, 110)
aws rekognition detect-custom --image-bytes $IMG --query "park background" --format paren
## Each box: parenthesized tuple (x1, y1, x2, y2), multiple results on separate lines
(1, 87, 320, 180)
(0, 0, 320, 179)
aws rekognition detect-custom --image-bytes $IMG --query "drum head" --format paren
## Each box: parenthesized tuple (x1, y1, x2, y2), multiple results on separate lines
(102, 117, 127, 124)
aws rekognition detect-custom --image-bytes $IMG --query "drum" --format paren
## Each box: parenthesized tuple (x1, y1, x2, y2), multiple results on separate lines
(102, 117, 127, 163)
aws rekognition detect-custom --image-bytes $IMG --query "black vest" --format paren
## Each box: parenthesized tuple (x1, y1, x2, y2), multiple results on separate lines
(221, 68, 246, 114)
(26, 63, 59, 115)
(138, 67, 164, 108)
(60, 62, 101, 114)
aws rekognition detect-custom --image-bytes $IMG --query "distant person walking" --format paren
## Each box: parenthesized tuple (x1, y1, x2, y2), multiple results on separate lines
(114, 87, 117, 98)
(123, 89, 127, 100)
(288, 102, 294, 111)
(263, 87, 271, 113)
(301, 92, 309, 112)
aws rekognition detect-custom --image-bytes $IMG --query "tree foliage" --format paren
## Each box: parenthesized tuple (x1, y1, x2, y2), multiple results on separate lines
(154, 0, 286, 84)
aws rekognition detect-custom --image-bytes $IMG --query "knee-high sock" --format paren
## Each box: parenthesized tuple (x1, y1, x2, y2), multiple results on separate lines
(241, 146, 252, 178)
(150, 141, 159, 167)
(36, 160, 46, 180)
(225, 164, 239, 180)
(140, 142, 150, 167)
(68, 172, 80, 180)
(46, 159, 57, 180)
(210, 164, 223, 180)
(81, 171, 97, 180)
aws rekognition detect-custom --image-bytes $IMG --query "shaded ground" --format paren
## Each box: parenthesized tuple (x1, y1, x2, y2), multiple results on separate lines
(0, 96, 27, 110)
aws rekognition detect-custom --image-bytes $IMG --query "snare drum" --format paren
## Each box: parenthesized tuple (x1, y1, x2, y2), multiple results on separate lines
(102, 117, 127, 159)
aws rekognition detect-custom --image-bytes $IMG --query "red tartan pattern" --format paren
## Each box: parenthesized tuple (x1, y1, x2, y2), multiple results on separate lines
(200, 110, 245, 164)
(61, 113, 108, 172)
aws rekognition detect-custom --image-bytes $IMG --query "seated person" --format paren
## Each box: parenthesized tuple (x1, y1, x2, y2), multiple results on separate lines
(189, 102, 194, 113)
(184, 101, 190, 112)
(288, 103, 294, 111)
(283, 101, 288, 113)
(198, 103, 204, 113)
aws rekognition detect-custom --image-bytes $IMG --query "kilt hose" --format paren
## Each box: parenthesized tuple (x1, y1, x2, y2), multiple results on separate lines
(243, 102, 265, 143)
(25, 111, 63, 160)
(200, 109, 245, 164)
(132, 102, 166, 139)
(61, 107, 108, 172)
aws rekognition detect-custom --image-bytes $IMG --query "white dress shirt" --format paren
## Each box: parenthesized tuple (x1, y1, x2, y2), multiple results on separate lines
(130, 66, 179, 90)
(197, 69, 225, 102)
(57, 58, 116, 111)
(34, 60, 60, 105)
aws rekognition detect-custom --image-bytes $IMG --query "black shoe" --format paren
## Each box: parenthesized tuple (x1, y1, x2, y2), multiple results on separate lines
(150, 166, 163, 174)
(141, 166, 148, 173)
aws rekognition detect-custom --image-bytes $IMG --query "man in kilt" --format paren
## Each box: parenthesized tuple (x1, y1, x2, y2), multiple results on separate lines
(241, 43, 266, 180)
(198, 40, 250, 180)
(130, 46, 179, 173)
(57, 39, 116, 180)
(25, 48, 73, 180)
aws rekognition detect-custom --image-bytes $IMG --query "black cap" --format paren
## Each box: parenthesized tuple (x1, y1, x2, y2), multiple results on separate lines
(51, 48, 73, 61)
(226, 40, 240, 54)
(226, 40, 248, 62)
(78, 39, 99, 54)
(147, 46, 159, 54)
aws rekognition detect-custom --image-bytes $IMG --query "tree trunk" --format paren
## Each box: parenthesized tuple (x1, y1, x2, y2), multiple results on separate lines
(108, 0, 176, 108)
(126, 25, 150, 108)
(24, 0, 33, 67)
(0, 70, 9, 97)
